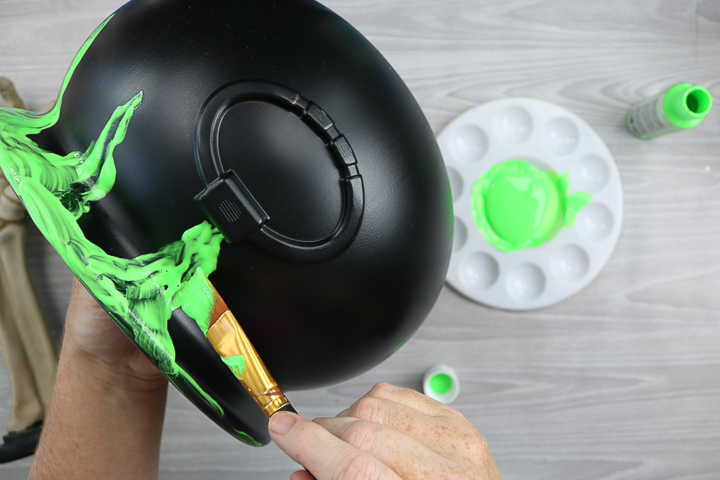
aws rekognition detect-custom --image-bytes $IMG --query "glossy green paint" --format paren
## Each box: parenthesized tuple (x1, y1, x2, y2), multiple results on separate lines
(1, 89, 225, 413)
(0, 16, 262, 445)
(663, 83, 713, 129)
(222, 355, 248, 380)
(429, 373, 453, 395)
(180, 267, 217, 336)
(0, 16, 117, 210)
(472, 160, 591, 252)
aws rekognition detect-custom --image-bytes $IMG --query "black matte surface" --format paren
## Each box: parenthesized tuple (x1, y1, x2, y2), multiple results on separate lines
(168, 308, 270, 445)
(33, 0, 453, 443)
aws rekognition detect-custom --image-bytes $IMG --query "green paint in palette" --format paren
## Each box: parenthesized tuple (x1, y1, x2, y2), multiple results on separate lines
(471, 160, 592, 252)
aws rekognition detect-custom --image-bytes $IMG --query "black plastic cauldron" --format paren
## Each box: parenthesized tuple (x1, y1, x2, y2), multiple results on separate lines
(34, 0, 452, 444)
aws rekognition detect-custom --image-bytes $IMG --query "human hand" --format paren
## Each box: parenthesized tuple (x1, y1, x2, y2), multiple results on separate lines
(64, 277, 166, 388)
(28, 278, 167, 479)
(269, 382, 502, 480)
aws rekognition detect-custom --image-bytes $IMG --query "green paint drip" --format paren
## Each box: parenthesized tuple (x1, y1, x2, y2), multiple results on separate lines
(179, 267, 217, 336)
(0, 16, 118, 212)
(1, 91, 225, 413)
(0, 22, 221, 414)
(0, 15, 262, 445)
(222, 355, 247, 380)
(429, 373, 453, 395)
(472, 160, 591, 252)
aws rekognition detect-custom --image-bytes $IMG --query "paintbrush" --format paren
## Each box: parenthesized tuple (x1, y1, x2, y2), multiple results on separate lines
(196, 273, 296, 418)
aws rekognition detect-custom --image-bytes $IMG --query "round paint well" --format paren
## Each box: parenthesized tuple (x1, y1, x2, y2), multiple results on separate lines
(550, 244, 590, 282)
(423, 364, 460, 404)
(453, 218, 468, 252)
(542, 117, 580, 156)
(447, 166, 464, 201)
(439, 98, 623, 310)
(470, 160, 591, 253)
(448, 124, 488, 163)
(570, 154, 610, 193)
(506, 263, 546, 303)
(494, 106, 533, 145)
(459, 252, 500, 291)
(576, 203, 614, 241)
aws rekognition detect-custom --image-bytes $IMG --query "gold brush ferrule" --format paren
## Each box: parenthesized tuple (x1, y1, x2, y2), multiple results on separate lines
(206, 309, 291, 418)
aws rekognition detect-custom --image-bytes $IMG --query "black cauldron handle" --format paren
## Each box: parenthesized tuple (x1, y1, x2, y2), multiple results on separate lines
(194, 81, 364, 263)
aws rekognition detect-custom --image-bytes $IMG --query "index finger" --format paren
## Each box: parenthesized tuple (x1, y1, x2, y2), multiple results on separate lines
(270, 412, 402, 480)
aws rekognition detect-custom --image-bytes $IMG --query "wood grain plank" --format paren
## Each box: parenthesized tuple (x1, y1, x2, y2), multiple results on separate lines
(1, 0, 719, 479)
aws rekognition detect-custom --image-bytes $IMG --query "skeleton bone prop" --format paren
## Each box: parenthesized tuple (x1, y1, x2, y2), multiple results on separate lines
(0, 77, 25, 109)
(0, 79, 56, 447)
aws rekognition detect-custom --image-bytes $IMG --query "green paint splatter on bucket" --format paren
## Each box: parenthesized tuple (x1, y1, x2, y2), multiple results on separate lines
(471, 160, 591, 252)
(179, 267, 217, 336)
(0, 15, 260, 445)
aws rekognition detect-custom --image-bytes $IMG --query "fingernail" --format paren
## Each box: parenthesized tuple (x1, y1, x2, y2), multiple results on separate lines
(270, 412, 297, 435)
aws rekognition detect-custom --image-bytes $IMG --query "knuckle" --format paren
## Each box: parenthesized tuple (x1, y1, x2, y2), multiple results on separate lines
(442, 405, 468, 422)
(452, 470, 483, 480)
(350, 396, 384, 423)
(469, 435, 492, 462)
(430, 462, 484, 480)
(451, 430, 493, 468)
(368, 382, 395, 399)
(342, 422, 384, 453)
(335, 453, 384, 480)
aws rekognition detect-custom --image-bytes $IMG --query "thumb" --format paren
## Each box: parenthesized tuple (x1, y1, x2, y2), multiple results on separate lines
(68, 277, 109, 320)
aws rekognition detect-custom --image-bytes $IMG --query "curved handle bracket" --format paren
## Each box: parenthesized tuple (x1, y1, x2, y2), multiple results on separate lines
(194, 81, 364, 262)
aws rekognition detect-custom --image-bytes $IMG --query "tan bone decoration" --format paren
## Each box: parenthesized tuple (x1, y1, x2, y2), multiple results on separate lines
(0, 77, 25, 109)
(0, 78, 57, 463)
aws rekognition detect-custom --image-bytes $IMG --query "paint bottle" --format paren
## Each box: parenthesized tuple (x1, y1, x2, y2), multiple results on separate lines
(626, 83, 712, 139)
(423, 364, 460, 404)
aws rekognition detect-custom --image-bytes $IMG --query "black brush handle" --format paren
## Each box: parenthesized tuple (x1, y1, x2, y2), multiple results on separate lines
(274, 403, 298, 415)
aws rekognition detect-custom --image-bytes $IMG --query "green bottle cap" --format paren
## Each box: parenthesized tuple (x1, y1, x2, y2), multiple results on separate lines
(663, 83, 713, 130)
(423, 364, 460, 404)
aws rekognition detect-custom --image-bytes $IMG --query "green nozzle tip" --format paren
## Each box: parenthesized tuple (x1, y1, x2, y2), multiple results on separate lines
(423, 364, 460, 404)
(429, 373, 453, 394)
(664, 83, 713, 129)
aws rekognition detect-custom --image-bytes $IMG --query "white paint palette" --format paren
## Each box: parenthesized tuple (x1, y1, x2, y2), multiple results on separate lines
(439, 98, 623, 310)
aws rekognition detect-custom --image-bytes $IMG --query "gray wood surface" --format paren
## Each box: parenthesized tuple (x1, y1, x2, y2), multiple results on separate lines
(1, 0, 719, 478)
